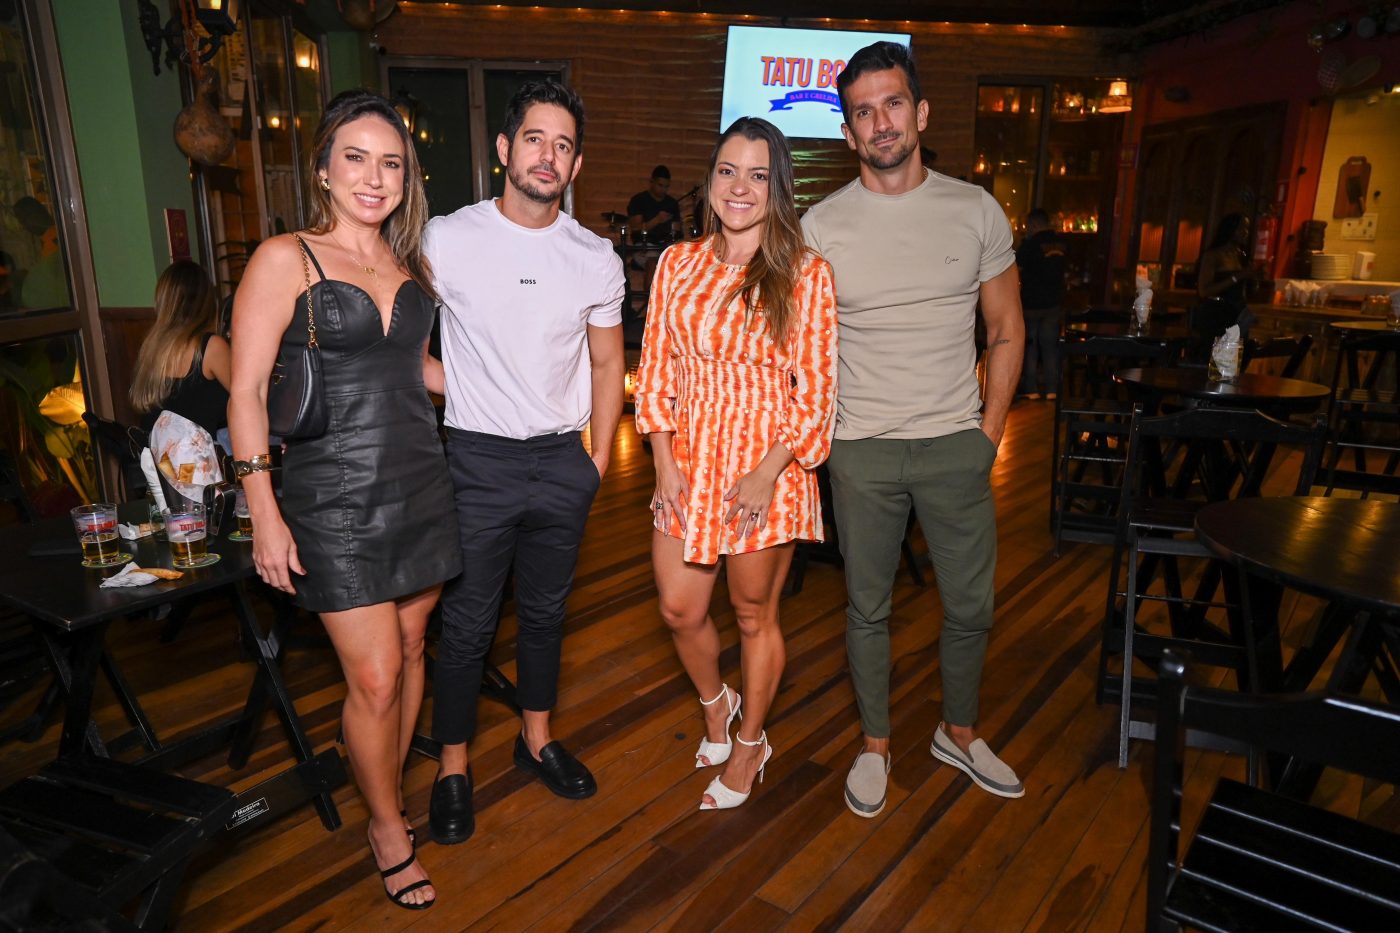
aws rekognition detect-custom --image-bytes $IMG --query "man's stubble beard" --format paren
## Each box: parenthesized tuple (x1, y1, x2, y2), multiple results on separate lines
(508, 161, 564, 205)
(859, 133, 916, 172)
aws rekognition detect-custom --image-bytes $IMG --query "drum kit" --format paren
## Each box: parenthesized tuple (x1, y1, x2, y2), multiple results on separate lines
(605, 186, 701, 319)
(602, 185, 702, 253)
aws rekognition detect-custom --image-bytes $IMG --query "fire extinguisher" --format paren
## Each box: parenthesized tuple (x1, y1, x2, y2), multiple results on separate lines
(1253, 209, 1279, 266)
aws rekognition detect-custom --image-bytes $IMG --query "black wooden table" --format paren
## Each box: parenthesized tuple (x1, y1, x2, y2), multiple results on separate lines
(1195, 496, 1400, 792)
(1066, 321, 1192, 342)
(1329, 319, 1397, 334)
(0, 503, 346, 832)
(1114, 366, 1330, 415)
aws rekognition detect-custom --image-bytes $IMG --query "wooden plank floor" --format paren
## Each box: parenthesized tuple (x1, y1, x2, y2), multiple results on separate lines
(2, 401, 1395, 931)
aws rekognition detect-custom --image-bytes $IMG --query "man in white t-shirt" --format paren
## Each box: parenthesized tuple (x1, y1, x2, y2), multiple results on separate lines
(423, 80, 625, 846)
(802, 42, 1026, 818)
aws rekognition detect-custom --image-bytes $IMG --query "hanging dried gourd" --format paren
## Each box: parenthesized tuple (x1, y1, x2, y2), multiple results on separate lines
(172, 0, 234, 167)
(337, 0, 399, 31)
(174, 67, 236, 166)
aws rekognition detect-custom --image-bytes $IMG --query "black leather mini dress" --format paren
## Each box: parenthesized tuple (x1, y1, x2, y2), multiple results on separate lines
(277, 242, 461, 612)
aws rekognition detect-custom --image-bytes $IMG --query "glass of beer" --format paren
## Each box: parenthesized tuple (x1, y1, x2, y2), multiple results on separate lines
(71, 503, 123, 567)
(165, 503, 209, 567)
(234, 490, 253, 539)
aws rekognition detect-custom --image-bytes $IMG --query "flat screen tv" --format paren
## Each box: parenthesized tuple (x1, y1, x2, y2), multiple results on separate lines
(719, 25, 913, 140)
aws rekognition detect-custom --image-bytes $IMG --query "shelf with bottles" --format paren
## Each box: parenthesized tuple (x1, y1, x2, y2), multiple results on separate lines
(1049, 79, 1133, 122)
(1054, 214, 1101, 234)
(1047, 140, 1111, 174)
(976, 85, 1040, 116)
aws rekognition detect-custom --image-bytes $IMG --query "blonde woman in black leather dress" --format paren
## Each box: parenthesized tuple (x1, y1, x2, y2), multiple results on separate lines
(228, 91, 459, 911)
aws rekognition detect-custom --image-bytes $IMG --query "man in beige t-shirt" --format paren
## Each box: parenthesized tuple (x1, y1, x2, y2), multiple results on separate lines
(802, 41, 1025, 818)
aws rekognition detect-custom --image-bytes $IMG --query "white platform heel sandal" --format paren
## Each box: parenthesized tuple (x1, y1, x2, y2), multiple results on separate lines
(699, 731, 772, 811)
(695, 684, 742, 768)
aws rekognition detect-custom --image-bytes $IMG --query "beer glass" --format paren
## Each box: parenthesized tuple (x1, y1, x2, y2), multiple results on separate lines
(71, 503, 124, 567)
(234, 490, 253, 539)
(164, 503, 209, 567)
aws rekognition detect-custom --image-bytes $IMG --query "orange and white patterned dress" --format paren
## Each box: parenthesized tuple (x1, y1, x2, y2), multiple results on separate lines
(635, 238, 838, 565)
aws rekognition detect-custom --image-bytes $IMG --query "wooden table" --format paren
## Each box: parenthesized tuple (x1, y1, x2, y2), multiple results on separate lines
(1114, 366, 1330, 415)
(0, 504, 346, 832)
(1066, 321, 1191, 342)
(1195, 496, 1400, 792)
(1328, 319, 1398, 334)
(1196, 497, 1400, 616)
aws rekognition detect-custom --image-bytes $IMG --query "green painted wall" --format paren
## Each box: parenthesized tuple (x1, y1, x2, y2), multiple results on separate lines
(52, 0, 196, 308)
(326, 30, 377, 96)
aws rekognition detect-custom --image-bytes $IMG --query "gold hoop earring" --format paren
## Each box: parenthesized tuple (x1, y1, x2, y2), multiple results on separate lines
(319, 176, 330, 191)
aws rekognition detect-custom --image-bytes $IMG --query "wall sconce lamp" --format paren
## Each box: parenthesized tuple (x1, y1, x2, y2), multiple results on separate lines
(138, 0, 244, 76)
(392, 90, 421, 136)
(1099, 79, 1133, 113)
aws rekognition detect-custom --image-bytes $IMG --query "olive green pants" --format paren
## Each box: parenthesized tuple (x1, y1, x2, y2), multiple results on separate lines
(826, 429, 999, 735)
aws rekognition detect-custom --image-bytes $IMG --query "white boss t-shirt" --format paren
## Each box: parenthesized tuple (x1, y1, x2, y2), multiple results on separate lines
(425, 200, 625, 439)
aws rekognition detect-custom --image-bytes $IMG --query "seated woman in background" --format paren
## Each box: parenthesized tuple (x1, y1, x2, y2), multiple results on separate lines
(129, 260, 230, 437)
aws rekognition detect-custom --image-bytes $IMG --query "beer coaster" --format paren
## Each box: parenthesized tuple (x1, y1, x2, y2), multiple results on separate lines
(227, 532, 253, 542)
(174, 553, 221, 569)
(83, 552, 134, 569)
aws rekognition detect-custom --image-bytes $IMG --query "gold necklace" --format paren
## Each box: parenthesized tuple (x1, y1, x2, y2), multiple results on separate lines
(328, 230, 379, 282)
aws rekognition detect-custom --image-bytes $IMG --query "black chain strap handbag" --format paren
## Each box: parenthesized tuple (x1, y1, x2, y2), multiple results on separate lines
(266, 234, 328, 439)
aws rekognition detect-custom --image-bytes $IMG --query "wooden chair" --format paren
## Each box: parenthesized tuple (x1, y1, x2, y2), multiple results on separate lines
(0, 758, 236, 931)
(0, 451, 50, 746)
(81, 413, 149, 502)
(1147, 652, 1400, 932)
(1051, 334, 1173, 553)
(0, 824, 137, 931)
(1099, 405, 1324, 766)
(1242, 333, 1313, 379)
(1321, 329, 1400, 498)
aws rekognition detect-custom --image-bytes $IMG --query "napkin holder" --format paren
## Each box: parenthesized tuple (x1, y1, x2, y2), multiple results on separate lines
(203, 481, 236, 537)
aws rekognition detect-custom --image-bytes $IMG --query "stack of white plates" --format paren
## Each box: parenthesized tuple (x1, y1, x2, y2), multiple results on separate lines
(1310, 253, 1350, 280)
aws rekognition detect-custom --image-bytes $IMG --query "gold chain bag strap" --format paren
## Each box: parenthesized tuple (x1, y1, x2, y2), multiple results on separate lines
(266, 234, 328, 439)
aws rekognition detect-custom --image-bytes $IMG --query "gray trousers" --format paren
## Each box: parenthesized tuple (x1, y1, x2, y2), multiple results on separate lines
(826, 429, 999, 735)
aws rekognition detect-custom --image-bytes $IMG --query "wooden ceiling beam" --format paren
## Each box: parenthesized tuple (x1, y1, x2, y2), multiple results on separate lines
(421, 0, 1148, 29)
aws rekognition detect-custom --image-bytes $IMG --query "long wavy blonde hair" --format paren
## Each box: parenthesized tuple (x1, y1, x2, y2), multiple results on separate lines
(130, 260, 217, 413)
(700, 117, 810, 348)
(304, 90, 436, 301)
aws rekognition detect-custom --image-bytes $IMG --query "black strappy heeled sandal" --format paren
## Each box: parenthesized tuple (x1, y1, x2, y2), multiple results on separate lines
(378, 849, 434, 910)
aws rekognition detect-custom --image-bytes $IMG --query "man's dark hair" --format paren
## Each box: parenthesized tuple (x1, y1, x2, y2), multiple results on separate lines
(500, 79, 586, 152)
(1027, 208, 1050, 227)
(650, 165, 671, 181)
(836, 41, 921, 125)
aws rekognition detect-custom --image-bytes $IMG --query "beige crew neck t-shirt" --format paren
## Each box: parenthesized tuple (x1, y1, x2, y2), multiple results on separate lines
(801, 171, 1014, 441)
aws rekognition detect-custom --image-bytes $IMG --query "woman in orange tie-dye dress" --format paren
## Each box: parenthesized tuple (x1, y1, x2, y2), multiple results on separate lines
(635, 117, 837, 811)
